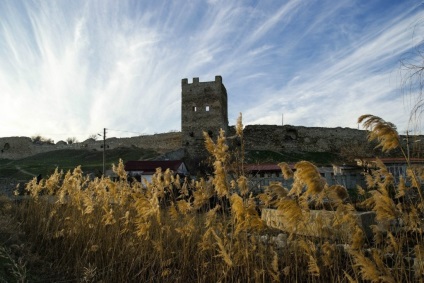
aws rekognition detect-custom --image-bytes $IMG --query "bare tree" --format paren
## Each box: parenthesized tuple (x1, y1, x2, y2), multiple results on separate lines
(400, 22, 424, 134)
(88, 134, 99, 141)
(66, 137, 78, 145)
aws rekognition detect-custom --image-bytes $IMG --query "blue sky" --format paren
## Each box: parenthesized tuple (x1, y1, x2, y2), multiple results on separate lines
(1, 0, 423, 142)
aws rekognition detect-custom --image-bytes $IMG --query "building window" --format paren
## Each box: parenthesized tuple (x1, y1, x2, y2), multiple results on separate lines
(206, 106, 210, 111)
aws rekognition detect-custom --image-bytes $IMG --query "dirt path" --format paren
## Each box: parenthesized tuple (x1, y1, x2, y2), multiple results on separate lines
(15, 166, 36, 177)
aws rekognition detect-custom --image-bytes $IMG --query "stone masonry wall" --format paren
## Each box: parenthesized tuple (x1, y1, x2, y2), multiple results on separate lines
(242, 124, 371, 153)
(0, 125, 417, 161)
(181, 76, 229, 168)
(181, 76, 228, 155)
(0, 132, 182, 160)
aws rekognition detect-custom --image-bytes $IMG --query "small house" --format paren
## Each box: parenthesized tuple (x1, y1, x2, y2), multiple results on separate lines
(244, 163, 294, 193)
(356, 157, 424, 181)
(124, 160, 189, 183)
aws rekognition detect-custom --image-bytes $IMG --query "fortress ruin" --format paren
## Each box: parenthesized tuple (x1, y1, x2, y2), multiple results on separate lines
(181, 76, 229, 167)
(0, 76, 418, 167)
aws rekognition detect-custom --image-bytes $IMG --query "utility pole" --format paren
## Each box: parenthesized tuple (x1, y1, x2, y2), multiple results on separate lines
(406, 130, 410, 161)
(103, 128, 106, 176)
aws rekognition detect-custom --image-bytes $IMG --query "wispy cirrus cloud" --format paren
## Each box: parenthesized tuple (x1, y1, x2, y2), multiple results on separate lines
(0, 0, 423, 142)
(242, 1, 424, 133)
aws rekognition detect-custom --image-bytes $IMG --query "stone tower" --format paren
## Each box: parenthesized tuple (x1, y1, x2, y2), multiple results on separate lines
(181, 76, 229, 169)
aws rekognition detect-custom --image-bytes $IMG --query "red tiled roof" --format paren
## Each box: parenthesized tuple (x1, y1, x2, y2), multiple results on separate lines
(124, 160, 185, 173)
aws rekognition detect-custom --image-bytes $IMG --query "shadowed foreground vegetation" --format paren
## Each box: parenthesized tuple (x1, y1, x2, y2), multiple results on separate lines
(0, 114, 423, 282)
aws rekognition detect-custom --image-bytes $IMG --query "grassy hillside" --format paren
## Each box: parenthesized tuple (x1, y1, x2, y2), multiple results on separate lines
(0, 147, 159, 180)
(0, 147, 341, 181)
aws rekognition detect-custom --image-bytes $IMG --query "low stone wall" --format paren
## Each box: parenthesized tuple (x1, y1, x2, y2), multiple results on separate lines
(1, 124, 420, 160)
(0, 132, 182, 160)
(261, 208, 376, 242)
(81, 132, 182, 153)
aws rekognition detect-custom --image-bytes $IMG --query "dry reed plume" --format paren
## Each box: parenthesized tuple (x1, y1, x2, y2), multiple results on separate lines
(358, 114, 401, 152)
(0, 113, 422, 282)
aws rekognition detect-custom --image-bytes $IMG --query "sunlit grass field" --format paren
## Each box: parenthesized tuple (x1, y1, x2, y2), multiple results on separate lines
(0, 114, 423, 282)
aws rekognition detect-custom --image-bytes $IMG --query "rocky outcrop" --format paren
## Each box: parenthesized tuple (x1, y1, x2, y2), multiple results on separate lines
(242, 125, 371, 153)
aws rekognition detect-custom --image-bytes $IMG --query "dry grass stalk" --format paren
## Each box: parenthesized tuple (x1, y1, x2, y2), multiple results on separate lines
(320, 241, 335, 267)
(236, 112, 243, 138)
(266, 182, 289, 199)
(349, 249, 382, 283)
(269, 250, 280, 282)
(292, 161, 326, 197)
(4, 113, 424, 282)
(395, 175, 408, 198)
(362, 189, 397, 227)
(276, 199, 306, 234)
(278, 162, 293, 180)
(230, 194, 264, 236)
(192, 178, 214, 210)
(211, 229, 233, 267)
(204, 129, 230, 198)
(237, 175, 249, 196)
(358, 114, 400, 152)
(298, 239, 320, 277)
(414, 244, 424, 279)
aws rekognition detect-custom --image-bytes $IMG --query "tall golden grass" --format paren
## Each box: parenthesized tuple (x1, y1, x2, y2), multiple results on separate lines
(1, 114, 423, 282)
